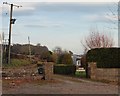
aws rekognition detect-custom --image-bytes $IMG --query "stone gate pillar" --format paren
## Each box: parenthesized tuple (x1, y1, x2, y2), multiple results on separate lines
(44, 62, 54, 80)
(88, 62, 97, 79)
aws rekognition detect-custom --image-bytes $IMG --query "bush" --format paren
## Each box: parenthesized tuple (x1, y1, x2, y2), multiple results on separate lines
(57, 53, 73, 64)
(86, 48, 120, 68)
(54, 64, 76, 75)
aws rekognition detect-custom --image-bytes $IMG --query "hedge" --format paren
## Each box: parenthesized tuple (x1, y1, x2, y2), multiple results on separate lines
(54, 64, 76, 75)
(86, 48, 120, 68)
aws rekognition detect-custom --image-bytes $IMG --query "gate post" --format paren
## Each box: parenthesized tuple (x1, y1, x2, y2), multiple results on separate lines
(44, 62, 54, 80)
(88, 62, 97, 79)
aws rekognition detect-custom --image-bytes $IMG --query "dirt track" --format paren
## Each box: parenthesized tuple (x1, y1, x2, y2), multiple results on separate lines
(2, 74, 119, 94)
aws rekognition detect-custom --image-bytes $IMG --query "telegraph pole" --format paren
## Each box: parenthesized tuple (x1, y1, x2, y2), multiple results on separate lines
(0, 34, 2, 67)
(8, 3, 13, 64)
(3, 2, 22, 64)
(28, 36, 31, 61)
(118, 1, 120, 47)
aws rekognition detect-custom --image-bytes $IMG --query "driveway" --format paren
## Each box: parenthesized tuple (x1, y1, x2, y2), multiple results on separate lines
(2, 74, 119, 95)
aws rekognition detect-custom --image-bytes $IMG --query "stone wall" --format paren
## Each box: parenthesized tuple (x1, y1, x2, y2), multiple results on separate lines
(43, 62, 54, 80)
(3, 62, 54, 81)
(88, 62, 120, 83)
(2, 64, 38, 77)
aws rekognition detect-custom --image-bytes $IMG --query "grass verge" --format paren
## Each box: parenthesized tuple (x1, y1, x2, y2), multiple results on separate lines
(75, 71, 86, 78)
(3, 59, 31, 68)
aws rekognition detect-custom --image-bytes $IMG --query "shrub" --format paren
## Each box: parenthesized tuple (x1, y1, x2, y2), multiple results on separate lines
(57, 53, 73, 64)
(54, 64, 76, 75)
(86, 48, 120, 68)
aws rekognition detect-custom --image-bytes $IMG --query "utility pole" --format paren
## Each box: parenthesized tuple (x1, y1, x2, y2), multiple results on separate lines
(0, 34, 2, 66)
(3, 2, 22, 64)
(28, 36, 31, 61)
(118, 1, 120, 47)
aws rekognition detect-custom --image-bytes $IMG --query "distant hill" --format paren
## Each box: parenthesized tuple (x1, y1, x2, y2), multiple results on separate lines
(11, 44, 53, 61)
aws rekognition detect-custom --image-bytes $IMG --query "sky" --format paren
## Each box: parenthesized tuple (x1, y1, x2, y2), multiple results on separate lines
(0, 0, 119, 54)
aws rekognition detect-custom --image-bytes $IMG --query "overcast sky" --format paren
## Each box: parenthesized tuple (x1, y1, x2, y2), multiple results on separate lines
(0, 0, 118, 54)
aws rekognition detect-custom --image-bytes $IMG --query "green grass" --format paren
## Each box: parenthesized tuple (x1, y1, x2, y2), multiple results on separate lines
(75, 71, 86, 78)
(3, 59, 31, 68)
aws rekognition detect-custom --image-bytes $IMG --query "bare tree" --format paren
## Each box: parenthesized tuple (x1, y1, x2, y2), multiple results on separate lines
(53, 46, 62, 54)
(106, 2, 119, 30)
(82, 28, 114, 53)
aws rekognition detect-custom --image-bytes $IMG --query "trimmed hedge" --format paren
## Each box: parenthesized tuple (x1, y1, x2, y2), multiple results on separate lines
(86, 48, 120, 68)
(54, 64, 76, 75)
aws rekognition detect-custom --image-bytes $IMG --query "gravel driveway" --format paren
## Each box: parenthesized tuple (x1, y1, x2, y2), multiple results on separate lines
(2, 75, 119, 95)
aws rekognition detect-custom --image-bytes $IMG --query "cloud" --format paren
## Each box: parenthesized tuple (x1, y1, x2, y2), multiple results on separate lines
(83, 13, 118, 23)
(1, 2, 116, 17)
(0, 0, 119, 3)
(0, 6, 2, 15)
(1, 2, 117, 28)
(33, 2, 113, 13)
(24, 24, 47, 28)
(24, 23, 62, 28)
(1, 3, 38, 16)
(84, 14, 105, 22)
